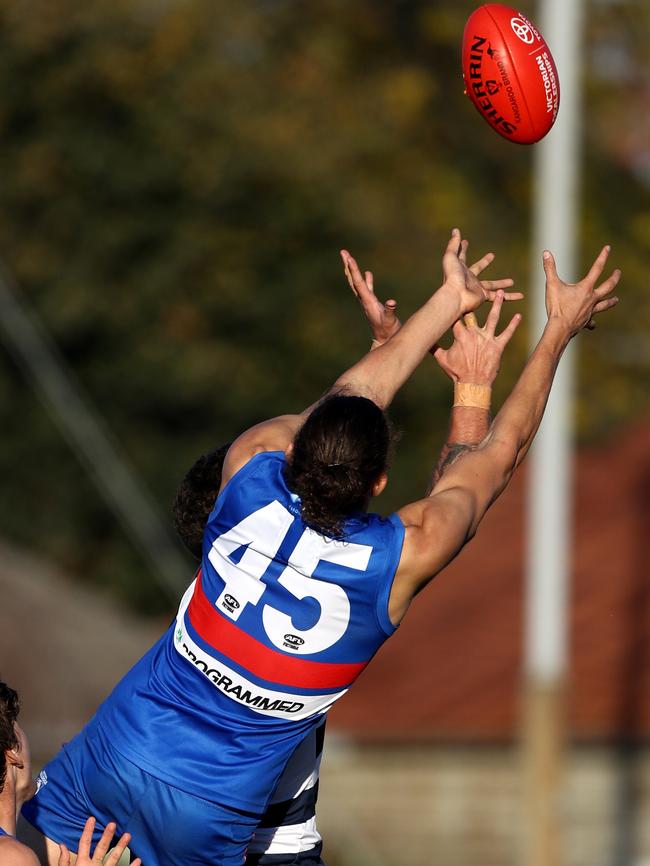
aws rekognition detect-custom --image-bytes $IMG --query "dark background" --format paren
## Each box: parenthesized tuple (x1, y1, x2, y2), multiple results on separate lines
(0, 0, 647, 613)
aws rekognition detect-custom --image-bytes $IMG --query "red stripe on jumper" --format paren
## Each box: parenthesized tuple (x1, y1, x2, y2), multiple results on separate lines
(186, 578, 366, 690)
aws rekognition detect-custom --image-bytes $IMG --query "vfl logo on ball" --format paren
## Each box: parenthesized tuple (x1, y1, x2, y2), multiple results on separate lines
(510, 17, 534, 44)
(221, 594, 241, 614)
(283, 633, 305, 651)
(486, 80, 501, 96)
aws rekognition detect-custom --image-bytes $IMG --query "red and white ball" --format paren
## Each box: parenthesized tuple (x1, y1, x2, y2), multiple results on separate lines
(461, 4, 560, 144)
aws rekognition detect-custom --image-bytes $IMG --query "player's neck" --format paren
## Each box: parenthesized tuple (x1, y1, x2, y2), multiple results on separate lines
(0, 804, 17, 837)
(0, 782, 18, 836)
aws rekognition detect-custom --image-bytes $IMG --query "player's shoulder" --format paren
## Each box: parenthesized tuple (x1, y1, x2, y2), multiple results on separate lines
(220, 415, 302, 493)
(389, 489, 479, 621)
(362, 509, 405, 546)
(0, 836, 40, 866)
(220, 445, 286, 495)
(397, 486, 476, 537)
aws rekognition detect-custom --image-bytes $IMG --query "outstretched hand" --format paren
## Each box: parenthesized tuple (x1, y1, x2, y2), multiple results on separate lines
(442, 228, 523, 313)
(433, 291, 521, 387)
(340, 249, 401, 346)
(543, 245, 620, 336)
(340, 238, 521, 351)
(58, 817, 142, 866)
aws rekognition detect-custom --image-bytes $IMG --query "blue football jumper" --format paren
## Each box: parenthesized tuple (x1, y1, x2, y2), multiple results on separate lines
(23, 451, 405, 863)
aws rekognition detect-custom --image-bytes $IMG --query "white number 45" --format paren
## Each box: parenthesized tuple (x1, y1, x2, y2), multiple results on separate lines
(208, 502, 372, 654)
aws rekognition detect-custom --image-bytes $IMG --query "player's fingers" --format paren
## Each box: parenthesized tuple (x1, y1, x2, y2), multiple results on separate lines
(343, 252, 370, 300)
(594, 268, 621, 298)
(92, 822, 117, 862)
(469, 252, 495, 276)
(484, 291, 504, 335)
(57, 843, 71, 866)
(431, 345, 453, 372)
(542, 249, 559, 283)
(365, 271, 375, 294)
(481, 278, 515, 291)
(384, 299, 397, 322)
(78, 816, 96, 858)
(592, 296, 619, 315)
(463, 312, 478, 330)
(105, 833, 132, 865)
(340, 250, 357, 296)
(459, 239, 469, 263)
(445, 228, 462, 257)
(502, 291, 525, 301)
(131, 860, 143, 866)
(497, 312, 522, 345)
(451, 319, 465, 340)
(584, 244, 611, 286)
(341, 250, 366, 297)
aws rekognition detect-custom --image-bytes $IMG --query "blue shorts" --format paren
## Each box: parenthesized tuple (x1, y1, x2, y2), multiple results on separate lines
(21, 719, 260, 866)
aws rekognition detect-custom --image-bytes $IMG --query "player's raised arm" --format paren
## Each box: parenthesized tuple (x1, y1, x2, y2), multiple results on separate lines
(342, 255, 401, 351)
(334, 230, 520, 408)
(221, 231, 519, 487)
(390, 245, 620, 623)
(429, 290, 521, 489)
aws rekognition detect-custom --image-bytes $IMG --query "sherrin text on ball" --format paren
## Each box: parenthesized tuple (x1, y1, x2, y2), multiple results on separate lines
(462, 3, 560, 144)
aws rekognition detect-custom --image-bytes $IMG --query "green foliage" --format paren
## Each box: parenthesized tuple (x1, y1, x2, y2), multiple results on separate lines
(0, 0, 647, 611)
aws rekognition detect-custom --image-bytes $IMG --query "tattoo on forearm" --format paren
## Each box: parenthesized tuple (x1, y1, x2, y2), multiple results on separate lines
(428, 443, 477, 492)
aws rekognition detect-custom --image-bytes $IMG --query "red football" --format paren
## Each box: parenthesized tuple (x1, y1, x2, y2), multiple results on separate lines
(462, 4, 560, 144)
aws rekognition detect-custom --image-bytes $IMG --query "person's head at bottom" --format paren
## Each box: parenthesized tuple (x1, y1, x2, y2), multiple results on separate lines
(1, 682, 139, 866)
(173, 443, 231, 559)
(0, 680, 34, 821)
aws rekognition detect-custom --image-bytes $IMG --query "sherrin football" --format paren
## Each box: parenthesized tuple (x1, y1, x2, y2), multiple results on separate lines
(462, 4, 560, 144)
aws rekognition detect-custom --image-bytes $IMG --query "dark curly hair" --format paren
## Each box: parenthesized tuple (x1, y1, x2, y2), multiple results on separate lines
(172, 444, 231, 559)
(284, 394, 393, 539)
(0, 680, 20, 792)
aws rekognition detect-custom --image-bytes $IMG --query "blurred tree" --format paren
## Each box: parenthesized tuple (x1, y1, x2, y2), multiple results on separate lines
(0, 0, 646, 611)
